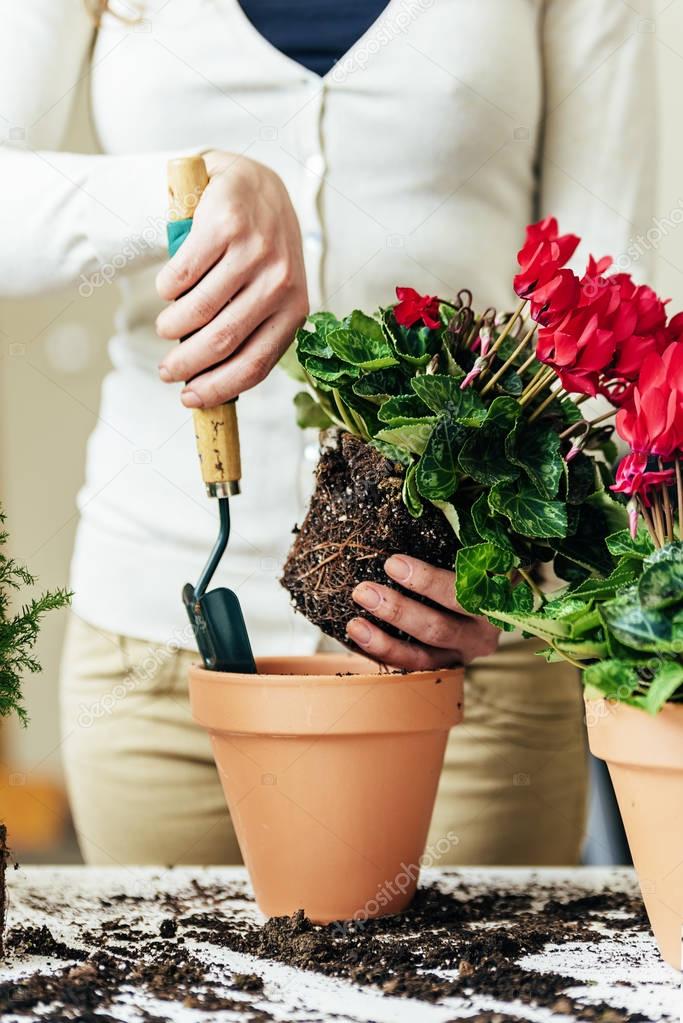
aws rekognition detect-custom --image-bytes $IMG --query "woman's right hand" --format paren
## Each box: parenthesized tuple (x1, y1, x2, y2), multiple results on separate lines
(155, 150, 309, 407)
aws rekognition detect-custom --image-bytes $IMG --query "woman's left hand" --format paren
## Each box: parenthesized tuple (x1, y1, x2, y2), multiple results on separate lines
(347, 555, 500, 671)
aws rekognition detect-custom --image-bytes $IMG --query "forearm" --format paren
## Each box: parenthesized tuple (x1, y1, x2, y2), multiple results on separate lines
(0, 148, 179, 297)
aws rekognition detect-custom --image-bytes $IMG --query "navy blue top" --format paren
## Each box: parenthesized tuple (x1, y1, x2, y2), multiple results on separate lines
(238, 1, 389, 77)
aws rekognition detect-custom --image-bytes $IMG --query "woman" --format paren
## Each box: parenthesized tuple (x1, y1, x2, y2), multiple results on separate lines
(1, 0, 654, 865)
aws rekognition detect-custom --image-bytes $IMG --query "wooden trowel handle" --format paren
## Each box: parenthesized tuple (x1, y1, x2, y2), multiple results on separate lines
(167, 155, 242, 498)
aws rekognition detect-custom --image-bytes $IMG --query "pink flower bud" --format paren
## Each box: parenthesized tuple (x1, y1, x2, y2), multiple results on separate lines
(460, 357, 486, 390)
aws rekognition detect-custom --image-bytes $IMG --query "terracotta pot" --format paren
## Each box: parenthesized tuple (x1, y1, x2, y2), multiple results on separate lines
(189, 653, 463, 923)
(586, 698, 683, 970)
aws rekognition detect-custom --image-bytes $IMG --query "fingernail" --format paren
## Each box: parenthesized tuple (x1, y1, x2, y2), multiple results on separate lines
(181, 388, 202, 408)
(158, 365, 172, 382)
(353, 583, 381, 610)
(385, 556, 411, 582)
(347, 618, 372, 646)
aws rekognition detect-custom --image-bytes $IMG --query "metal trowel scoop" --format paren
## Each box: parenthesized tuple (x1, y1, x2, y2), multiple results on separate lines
(167, 156, 256, 673)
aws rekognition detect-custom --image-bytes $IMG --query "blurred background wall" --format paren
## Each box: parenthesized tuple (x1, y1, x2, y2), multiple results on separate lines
(1, 2, 682, 862)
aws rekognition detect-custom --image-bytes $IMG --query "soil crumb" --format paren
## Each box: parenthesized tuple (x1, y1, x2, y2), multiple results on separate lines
(281, 430, 455, 645)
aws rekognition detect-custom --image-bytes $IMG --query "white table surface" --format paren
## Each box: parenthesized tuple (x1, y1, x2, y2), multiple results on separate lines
(1, 866, 680, 1023)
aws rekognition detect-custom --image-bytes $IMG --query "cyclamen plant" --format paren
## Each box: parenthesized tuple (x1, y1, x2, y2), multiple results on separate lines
(285, 217, 683, 713)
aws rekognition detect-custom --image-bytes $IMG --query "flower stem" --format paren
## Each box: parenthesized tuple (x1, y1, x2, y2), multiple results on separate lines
(528, 386, 562, 423)
(480, 323, 536, 395)
(658, 461, 675, 543)
(559, 409, 615, 440)
(676, 457, 683, 540)
(516, 352, 538, 377)
(518, 567, 545, 607)
(479, 299, 526, 365)
(639, 500, 661, 549)
(519, 367, 555, 407)
(651, 489, 667, 547)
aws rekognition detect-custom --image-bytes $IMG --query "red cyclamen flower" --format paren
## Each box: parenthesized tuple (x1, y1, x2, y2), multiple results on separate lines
(615, 342, 683, 458)
(513, 217, 580, 316)
(610, 451, 675, 507)
(393, 287, 441, 330)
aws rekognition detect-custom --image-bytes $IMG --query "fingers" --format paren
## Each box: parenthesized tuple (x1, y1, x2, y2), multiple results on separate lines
(159, 283, 265, 384)
(353, 581, 465, 650)
(156, 196, 226, 301)
(346, 618, 459, 671)
(180, 309, 304, 407)
(155, 249, 251, 342)
(384, 554, 473, 615)
(351, 581, 499, 663)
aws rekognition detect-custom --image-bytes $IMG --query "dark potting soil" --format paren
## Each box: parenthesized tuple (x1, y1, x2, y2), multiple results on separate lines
(1, 878, 658, 1022)
(281, 430, 456, 646)
(0, 825, 8, 958)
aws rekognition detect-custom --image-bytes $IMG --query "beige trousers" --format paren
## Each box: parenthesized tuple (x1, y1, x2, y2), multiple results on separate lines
(59, 614, 588, 867)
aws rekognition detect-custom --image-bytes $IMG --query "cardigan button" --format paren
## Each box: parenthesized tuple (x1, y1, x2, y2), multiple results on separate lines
(304, 153, 325, 177)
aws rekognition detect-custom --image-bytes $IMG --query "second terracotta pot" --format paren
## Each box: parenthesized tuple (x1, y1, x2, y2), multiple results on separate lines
(189, 653, 463, 923)
(586, 698, 683, 970)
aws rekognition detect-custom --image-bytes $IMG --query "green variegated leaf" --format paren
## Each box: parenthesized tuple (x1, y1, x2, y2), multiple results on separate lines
(481, 395, 522, 429)
(498, 367, 523, 397)
(303, 354, 360, 384)
(606, 528, 656, 560)
(553, 637, 609, 660)
(309, 311, 341, 338)
(378, 393, 435, 425)
(638, 661, 683, 713)
(430, 500, 461, 537)
(638, 543, 683, 610)
(459, 434, 519, 486)
(293, 392, 334, 430)
(402, 462, 423, 518)
(370, 439, 413, 467)
(583, 660, 641, 702)
(507, 421, 563, 499)
(455, 542, 532, 629)
(410, 375, 486, 424)
(374, 423, 434, 456)
(565, 452, 599, 505)
(471, 492, 516, 552)
(455, 542, 515, 615)
(489, 480, 568, 539)
(382, 309, 436, 367)
(298, 328, 333, 358)
(415, 420, 463, 500)
(554, 503, 615, 577)
(347, 309, 385, 345)
(570, 557, 641, 601)
(600, 586, 679, 653)
(352, 368, 407, 403)
(327, 327, 397, 370)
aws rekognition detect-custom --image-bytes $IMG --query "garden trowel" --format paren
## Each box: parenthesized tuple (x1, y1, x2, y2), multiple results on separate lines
(167, 155, 256, 673)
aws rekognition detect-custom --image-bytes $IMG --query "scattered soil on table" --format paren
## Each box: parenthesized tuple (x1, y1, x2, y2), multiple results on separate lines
(0, 877, 658, 1023)
(0, 825, 7, 958)
(281, 430, 455, 646)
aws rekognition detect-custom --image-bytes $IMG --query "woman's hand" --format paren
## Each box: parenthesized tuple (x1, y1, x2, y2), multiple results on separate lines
(155, 151, 309, 407)
(347, 555, 500, 671)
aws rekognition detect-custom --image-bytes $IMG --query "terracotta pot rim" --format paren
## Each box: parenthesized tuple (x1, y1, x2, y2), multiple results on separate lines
(585, 696, 683, 770)
(585, 696, 683, 715)
(190, 656, 465, 688)
(189, 656, 464, 737)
